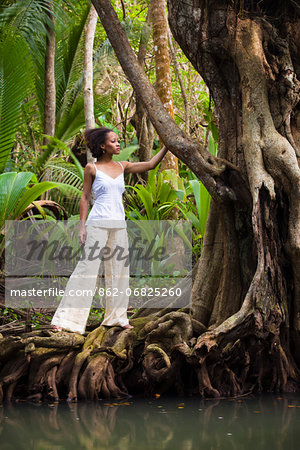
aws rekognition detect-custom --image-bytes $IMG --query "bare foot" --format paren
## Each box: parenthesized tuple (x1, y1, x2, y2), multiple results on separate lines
(52, 325, 63, 332)
(122, 324, 134, 329)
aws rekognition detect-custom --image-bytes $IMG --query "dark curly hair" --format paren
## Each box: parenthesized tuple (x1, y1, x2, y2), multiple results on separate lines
(84, 127, 114, 159)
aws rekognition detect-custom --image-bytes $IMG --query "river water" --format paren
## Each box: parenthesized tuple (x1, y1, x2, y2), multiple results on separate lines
(0, 394, 299, 449)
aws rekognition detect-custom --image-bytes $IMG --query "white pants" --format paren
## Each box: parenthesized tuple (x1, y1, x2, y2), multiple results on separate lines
(51, 226, 130, 334)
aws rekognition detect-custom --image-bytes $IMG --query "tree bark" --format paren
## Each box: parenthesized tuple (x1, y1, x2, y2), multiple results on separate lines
(134, 9, 154, 178)
(167, 0, 300, 390)
(167, 27, 190, 135)
(84, 4, 98, 164)
(43, 1, 56, 145)
(150, 0, 178, 172)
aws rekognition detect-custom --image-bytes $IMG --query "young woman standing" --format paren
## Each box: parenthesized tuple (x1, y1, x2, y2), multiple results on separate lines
(51, 127, 167, 333)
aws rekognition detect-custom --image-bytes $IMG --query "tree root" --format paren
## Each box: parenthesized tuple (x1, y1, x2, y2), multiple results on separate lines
(1, 294, 300, 402)
(0, 354, 30, 401)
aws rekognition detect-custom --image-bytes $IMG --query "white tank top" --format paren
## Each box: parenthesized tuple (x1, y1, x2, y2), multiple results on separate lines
(86, 161, 126, 228)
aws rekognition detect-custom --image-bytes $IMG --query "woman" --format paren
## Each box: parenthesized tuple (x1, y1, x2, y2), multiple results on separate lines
(51, 127, 168, 333)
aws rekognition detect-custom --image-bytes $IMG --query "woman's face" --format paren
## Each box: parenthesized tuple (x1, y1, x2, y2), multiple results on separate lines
(102, 132, 120, 155)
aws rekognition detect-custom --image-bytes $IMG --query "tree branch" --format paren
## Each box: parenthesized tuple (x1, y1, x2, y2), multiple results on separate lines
(91, 0, 240, 201)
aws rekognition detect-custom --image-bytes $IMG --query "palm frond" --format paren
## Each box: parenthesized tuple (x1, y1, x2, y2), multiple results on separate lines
(31, 36, 46, 121)
(19, 199, 67, 220)
(55, 4, 90, 121)
(0, 0, 54, 41)
(0, 37, 34, 173)
(44, 161, 83, 190)
(43, 161, 83, 216)
(33, 141, 57, 178)
(55, 96, 85, 142)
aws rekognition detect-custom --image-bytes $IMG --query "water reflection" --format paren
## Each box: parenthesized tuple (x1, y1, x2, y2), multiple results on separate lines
(0, 395, 299, 449)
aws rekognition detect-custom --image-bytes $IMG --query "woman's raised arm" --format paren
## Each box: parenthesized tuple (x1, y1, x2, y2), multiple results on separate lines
(123, 146, 168, 174)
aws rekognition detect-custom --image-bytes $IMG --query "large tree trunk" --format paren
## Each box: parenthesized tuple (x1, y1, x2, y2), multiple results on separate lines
(1, 1, 300, 402)
(167, 0, 300, 392)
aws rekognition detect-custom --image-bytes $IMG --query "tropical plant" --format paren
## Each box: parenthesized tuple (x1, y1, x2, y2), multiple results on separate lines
(125, 164, 178, 220)
(161, 133, 218, 254)
(0, 0, 94, 154)
(0, 171, 64, 259)
(125, 134, 218, 257)
(0, 171, 70, 227)
(0, 0, 60, 169)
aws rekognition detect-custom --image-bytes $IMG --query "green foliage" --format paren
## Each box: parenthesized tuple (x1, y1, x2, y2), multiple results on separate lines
(0, 306, 52, 328)
(0, 172, 59, 229)
(0, 172, 32, 227)
(0, 0, 220, 266)
(125, 161, 211, 254)
(113, 145, 138, 162)
(171, 134, 218, 254)
(0, 0, 64, 147)
(125, 165, 178, 221)
(33, 137, 84, 217)
(54, 3, 90, 141)
(44, 162, 83, 216)
(12, 180, 63, 220)
(55, 5, 89, 115)
(40, 137, 84, 180)
(1, 306, 23, 324)
(125, 134, 219, 257)
(88, 308, 104, 322)
(204, 105, 219, 143)
(0, 36, 34, 172)
(0, 0, 93, 150)
(0, 0, 57, 46)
